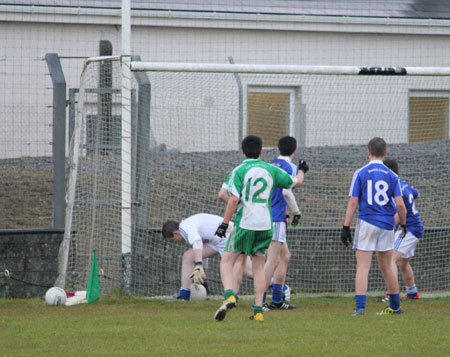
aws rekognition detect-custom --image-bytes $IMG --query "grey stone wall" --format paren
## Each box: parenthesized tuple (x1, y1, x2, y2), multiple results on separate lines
(0, 230, 63, 298)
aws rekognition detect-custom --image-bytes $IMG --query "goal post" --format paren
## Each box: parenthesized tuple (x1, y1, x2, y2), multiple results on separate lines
(59, 58, 450, 297)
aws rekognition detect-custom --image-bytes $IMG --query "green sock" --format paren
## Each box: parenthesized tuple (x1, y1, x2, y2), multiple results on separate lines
(224, 289, 235, 300)
(254, 305, 263, 315)
(235, 294, 239, 303)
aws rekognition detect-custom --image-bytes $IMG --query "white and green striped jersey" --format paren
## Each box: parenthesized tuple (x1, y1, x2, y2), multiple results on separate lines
(227, 158, 297, 231)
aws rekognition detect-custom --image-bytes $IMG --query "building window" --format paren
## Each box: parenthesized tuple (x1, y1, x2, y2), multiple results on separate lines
(247, 87, 298, 147)
(409, 96, 449, 142)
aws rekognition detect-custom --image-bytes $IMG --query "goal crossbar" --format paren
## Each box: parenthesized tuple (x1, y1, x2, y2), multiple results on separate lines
(131, 61, 450, 76)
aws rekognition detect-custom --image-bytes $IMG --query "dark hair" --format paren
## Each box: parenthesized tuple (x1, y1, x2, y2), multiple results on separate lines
(241, 135, 262, 159)
(278, 136, 297, 156)
(368, 137, 386, 157)
(383, 158, 399, 175)
(162, 220, 179, 239)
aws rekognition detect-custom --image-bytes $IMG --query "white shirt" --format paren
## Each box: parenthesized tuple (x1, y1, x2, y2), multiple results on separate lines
(178, 213, 233, 251)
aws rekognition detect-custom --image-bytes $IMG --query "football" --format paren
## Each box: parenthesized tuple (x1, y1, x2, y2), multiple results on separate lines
(190, 283, 207, 301)
(45, 287, 67, 306)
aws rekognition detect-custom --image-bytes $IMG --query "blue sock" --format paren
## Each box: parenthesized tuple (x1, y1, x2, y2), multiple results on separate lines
(262, 291, 267, 304)
(272, 284, 283, 304)
(355, 294, 366, 311)
(179, 288, 190, 301)
(406, 284, 418, 298)
(389, 293, 401, 310)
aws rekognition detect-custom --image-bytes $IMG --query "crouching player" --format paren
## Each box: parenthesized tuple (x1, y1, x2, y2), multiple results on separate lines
(162, 213, 233, 301)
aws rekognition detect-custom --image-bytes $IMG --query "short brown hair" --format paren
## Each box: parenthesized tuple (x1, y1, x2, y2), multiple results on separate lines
(368, 137, 386, 157)
(162, 220, 179, 239)
(383, 158, 399, 175)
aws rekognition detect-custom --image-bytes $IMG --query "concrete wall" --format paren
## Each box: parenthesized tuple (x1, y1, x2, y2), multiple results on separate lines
(0, 230, 63, 298)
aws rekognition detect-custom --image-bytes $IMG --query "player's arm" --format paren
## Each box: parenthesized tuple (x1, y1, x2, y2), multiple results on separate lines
(341, 196, 358, 247)
(283, 188, 302, 227)
(215, 194, 238, 237)
(394, 196, 407, 226)
(283, 188, 300, 213)
(394, 212, 400, 226)
(218, 187, 229, 204)
(343, 196, 358, 227)
(188, 231, 206, 284)
(292, 160, 309, 188)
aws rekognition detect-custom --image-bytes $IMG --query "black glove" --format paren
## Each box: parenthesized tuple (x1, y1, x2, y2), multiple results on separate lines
(289, 211, 302, 228)
(341, 226, 352, 247)
(215, 223, 229, 238)
(400, 224, 407, 238)
(298, 160, 309, 174)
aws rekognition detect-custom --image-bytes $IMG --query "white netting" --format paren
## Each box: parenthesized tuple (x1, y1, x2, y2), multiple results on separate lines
(61, 58, 450, 296)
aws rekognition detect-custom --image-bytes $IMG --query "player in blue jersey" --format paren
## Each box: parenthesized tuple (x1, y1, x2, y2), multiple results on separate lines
(341, 137, 407, 315)
(383, 158, 423, 300)
(264, 136, 308, 310)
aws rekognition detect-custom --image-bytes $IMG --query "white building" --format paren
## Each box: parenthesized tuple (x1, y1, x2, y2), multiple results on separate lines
(1, 0, 450, 157)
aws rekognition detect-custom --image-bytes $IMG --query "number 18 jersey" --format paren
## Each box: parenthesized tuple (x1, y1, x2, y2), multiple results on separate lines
(349, 159, 402, 230)
(228, 158, 297, 231)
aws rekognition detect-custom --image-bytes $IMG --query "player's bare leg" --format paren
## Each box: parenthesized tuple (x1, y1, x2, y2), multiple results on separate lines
(269, 242, 295, 309)
(231, 253, 247, 293)
(264, 241, 282, 291)
(377, 250, 399, 293)
(376, 250, 403, 314)
(355, 250, 373, 294)
(352, 249, 373, 315)
(273, 242, 290, 286)
(250, 254, 266, 321)
(395, 255, 415, 287)
(215, 251, 240, 321)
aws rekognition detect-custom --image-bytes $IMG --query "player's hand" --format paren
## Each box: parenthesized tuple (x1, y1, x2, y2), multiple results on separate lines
(215, 223, 229, 238)
(400, 224, 407, 238)
(298, 160, 309, 174)
(289, 211, 302, 228)
(341, 226, 352, 247)
(191, 262, 206, 284)
(286, 214, 290, 226)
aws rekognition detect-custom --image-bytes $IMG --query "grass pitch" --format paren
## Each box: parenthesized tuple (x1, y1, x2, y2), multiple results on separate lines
(1, 295, 449, 356)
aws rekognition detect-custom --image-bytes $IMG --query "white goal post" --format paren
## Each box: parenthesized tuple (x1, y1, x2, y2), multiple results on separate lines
(57, 57, 450, 297)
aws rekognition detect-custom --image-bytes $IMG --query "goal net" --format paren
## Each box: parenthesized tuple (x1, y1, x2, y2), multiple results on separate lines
(59, 56, 450, 297)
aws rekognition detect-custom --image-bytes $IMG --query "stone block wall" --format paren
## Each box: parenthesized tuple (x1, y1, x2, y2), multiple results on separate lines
(0, 230, 63, 298)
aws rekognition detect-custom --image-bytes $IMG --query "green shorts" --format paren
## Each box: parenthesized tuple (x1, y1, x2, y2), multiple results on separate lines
(225, 226, 273, 256)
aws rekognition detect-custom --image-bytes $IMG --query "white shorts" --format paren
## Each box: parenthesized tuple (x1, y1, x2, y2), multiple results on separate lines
(208, 222, 234, 256)
(353, 219, 395, 252)
(394, 230, 419, 259)
(206, 240, 227, 257)
(272, 221, 287, 244)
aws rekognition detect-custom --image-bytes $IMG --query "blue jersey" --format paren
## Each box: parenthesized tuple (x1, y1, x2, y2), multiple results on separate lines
(270, 156, 298, 222)
(349, 160, 402, 230)
(399, 179, 424, 238)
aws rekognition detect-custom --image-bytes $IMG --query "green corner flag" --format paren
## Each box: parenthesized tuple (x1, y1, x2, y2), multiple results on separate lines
(86, 250, 100, 303)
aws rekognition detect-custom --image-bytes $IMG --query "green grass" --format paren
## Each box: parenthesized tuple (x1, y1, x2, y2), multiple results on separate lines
(1, 295, 449, 356)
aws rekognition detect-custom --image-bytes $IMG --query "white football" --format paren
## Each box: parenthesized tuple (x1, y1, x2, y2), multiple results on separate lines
(45, 287, 67, 306)
(190, 283, 207, 301)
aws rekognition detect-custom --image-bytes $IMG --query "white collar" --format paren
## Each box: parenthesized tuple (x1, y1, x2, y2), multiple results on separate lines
(278, 155, 293, 163)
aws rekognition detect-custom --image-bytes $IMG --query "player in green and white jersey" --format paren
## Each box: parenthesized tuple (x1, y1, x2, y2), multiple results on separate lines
(214, 135, 305, 322)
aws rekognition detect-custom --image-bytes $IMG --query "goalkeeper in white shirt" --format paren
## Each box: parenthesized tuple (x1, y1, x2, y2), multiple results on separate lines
(162, 213, 233, 301)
